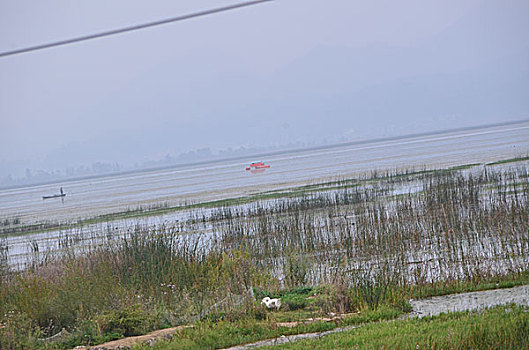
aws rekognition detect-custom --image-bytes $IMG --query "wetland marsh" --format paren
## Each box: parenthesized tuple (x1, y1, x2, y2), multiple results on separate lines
(0, 124, 528, 349)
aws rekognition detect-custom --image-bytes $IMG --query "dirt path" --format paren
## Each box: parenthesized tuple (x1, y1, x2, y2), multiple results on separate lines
(72, 326, 191, 350)
(224, 325, 361, 350)
(73, 285, 528, 349)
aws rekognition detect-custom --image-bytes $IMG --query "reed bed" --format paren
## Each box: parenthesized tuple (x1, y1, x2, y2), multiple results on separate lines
(211, 165, 529, 287)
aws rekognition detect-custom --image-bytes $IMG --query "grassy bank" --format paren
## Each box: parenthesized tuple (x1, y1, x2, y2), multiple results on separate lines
(0, 163, 528, 349)
(264, 305, 529, 349)
(140, 306, 402, 350)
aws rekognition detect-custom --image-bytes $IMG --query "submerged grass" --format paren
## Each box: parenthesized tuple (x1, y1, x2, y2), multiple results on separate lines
(486, 156, 529, 166)
(0, 162, 483, 237)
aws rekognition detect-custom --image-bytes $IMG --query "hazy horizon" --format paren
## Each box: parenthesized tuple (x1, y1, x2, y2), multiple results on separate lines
(1, 0, 528, 180)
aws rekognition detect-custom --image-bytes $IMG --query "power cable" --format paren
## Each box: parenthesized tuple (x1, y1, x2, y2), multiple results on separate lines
(0, 0, 273, 58)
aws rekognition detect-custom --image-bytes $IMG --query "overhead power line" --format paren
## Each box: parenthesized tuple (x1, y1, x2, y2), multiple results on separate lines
(0, 0, 273, 58)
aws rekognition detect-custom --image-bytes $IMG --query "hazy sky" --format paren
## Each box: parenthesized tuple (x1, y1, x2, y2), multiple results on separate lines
(1, 0, 528, 176)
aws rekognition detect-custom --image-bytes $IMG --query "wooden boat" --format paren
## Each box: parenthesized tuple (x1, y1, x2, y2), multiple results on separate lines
(43, 187, 66, 200)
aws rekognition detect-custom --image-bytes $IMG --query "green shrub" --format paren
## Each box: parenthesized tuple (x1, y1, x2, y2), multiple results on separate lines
(313, 283, 353, 314)
(282, 294, 308, 311)
(95, 305, 156, 337)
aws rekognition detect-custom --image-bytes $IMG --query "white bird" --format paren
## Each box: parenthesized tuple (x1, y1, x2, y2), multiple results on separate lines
(261, 297, 281, 310)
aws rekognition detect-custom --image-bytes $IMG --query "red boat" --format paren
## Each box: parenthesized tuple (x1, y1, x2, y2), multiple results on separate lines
(245, 161, 270, 171)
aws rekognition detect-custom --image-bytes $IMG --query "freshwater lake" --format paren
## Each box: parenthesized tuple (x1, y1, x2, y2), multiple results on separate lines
(1, 121, 529, 267)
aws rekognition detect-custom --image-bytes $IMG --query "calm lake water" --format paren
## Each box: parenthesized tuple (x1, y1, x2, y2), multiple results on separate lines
(1, 122, 529, 268)
(1, 122, 529, 226)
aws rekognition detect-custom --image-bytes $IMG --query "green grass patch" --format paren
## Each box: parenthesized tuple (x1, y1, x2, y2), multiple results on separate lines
(139, 306, 402, 350)
(266, 305, 529, 349)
